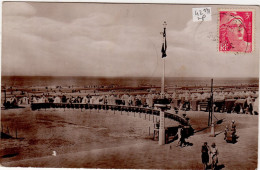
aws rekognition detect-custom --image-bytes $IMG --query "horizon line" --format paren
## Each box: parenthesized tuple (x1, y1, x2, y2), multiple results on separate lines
(1, 75, 259, 79)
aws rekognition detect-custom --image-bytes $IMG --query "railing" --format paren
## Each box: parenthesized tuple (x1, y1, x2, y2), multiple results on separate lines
(31, 103, 190, 126)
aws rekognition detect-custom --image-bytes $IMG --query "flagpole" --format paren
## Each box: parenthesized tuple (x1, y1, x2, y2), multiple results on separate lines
(161, 21, 167, 99)
(158, 21, 167, 145)
(161, 57, 165, 98)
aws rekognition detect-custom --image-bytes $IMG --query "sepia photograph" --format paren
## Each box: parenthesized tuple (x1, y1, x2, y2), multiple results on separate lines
(1, 2, 259, 169)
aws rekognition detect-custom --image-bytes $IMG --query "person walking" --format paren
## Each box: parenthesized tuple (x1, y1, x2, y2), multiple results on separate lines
(176, 126, 182, 147)
(201, 142, 209, 170)
(176, 126, 185, 147)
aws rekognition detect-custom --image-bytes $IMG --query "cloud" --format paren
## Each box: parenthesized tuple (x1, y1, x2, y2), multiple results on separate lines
(73, 13, 115, 27)
(163, 19, 259, 78)
(2, 14, 152, 76)
(2, 6, 259, 78)
(3, 2, 36, 17)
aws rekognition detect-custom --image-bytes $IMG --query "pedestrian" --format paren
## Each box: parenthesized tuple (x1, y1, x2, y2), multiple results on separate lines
(231, 120, 236, 133)
(176, 126, 185, 147)
(201, 142, 209, 170)
(176, 126, 182, 147)
(210, 143, 218, 169)
(180, 127, 186, 147)
(224, 125, 229, 140)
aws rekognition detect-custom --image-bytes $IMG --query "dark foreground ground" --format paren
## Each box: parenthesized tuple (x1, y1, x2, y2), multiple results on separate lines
(0, 107, 258, 169)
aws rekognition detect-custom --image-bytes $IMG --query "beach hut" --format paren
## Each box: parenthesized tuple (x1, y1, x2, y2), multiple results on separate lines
(190, 99, 200, 111)
(141, 95, 146, 106)
(93, 96, 99, 104)
(130, 95, 136, 106)
(165, 93, 170, 99)
(227, 92, 235, 99)
(214, 92, 225, 101)
(121, 94, 129, 106)
(146, 94, 153, 108)
(107, 95, 112, 105)
(81, 96, 88, 104)
(219, 92, 225, 100)
(198, 101, 208, 111)
(234, 99, 246, 113)
(32, 96, 38, 103)
(233, 92, 239, 99)
(190, 93, 196, 100)
(53, 96, 61, 103)
(224, 99, 236, 113)
(252, 92, 258, 99)
(128, 95, 134, 106)
(136, 94, 142, 100)
(98, 95, 105, 104)
(171, 99, 181, 109)
(89, 96, 94, 104)
(197, 93, 204, 100)
(244, 95, 254, 114)
(61, 95, 67, 103)
(214, 99, 225, 112)
(246, 96, 253, 105)
(171, 92, 176, 99)
(182, 92, 190, 101)
(37, 96, 45, 103)
(253, 98, 259, 115)
(111, 95, 117, 105)
(224, 92, 229, 98)
(134, 95, 141, 106)
(25, 96, 30, 104)
(19, 96, 30, 105)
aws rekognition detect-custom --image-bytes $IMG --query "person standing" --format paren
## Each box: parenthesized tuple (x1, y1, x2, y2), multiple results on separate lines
(210, 143, 218, 169)
(224, 125, 229, 140)
(201, 142, 209, 170)
(231, 120, 236, 133)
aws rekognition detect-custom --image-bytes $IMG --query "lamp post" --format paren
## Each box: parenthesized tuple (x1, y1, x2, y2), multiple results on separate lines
(209, 78, 215, 137)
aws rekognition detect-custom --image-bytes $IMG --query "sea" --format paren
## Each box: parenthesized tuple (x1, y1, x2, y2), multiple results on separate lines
(1, 76, 259, 88)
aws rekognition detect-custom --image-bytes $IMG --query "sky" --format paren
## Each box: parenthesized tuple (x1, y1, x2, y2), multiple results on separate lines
(2, 2, 259, 77)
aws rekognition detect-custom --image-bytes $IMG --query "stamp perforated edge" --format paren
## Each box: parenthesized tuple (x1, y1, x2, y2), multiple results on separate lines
(217, 8, 255, 54)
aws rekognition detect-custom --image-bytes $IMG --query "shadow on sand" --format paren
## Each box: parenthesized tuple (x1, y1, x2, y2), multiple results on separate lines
(194, 118, 226, 134)
(167, 136, 193, 147)
(194, 126, 211, 133)
(2, 153, 19, 158)
(1, 106, 26, 110)
(206, 164, 225, 170)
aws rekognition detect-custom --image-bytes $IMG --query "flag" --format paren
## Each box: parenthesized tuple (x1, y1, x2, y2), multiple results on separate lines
(161, 28, 167, 58)
(161, 43, 166, 58)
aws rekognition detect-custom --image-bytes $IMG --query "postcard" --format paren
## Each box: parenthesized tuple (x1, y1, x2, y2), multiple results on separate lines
(1, 2, 259, 169)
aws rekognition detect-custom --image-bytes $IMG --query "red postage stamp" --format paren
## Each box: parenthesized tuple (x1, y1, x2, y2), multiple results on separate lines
(219, 9, 254, 53)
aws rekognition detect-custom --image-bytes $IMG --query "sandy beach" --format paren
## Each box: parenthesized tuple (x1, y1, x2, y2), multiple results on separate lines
(1, 106, 258, 169)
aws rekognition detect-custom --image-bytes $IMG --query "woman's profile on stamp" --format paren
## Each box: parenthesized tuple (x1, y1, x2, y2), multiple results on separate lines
(219, 11, 253, 53)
